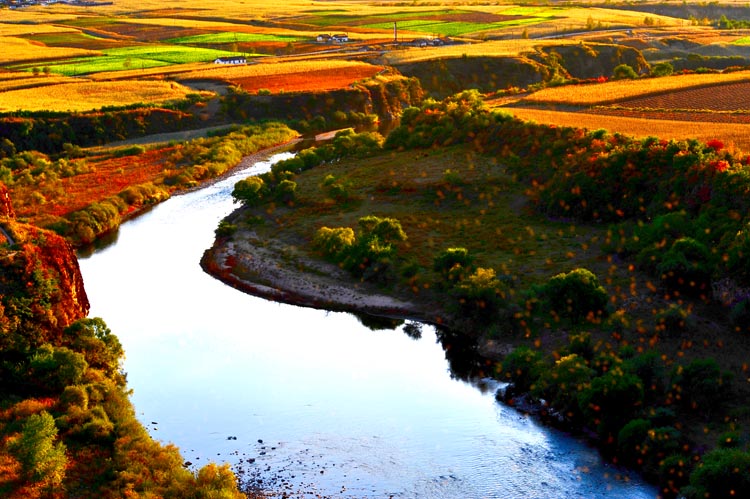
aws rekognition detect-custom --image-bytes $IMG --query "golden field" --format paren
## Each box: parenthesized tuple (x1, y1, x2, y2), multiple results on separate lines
(502, 107, 750, 153)
(0, 36, 100, 65)
(519, 70, 750, 106)
(0, 80, 199, 112)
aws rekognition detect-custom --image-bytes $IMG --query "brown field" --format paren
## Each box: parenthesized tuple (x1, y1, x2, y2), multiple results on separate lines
(179, 59, 383, 92)
(519, 70, 750, 106)
(500, 107, 750, 153)
(38, 148, 174, 219)
(614, 81, 750, 112)
(0, 80, 199, 112)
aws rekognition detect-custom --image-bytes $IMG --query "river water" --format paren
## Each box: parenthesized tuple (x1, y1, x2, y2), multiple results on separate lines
(77, 151, 658, 499)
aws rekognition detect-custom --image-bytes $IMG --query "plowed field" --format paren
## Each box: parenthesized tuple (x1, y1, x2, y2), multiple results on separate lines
(231, 65, 383, 93)
(614, 81, 750, 112)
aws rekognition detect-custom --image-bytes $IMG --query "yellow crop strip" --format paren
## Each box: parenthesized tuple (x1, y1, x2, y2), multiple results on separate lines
(521, 70, 750, 106)
(0, 37, 100, 64)
(504, 107, 750, 153)
(0, 80, 196, 112)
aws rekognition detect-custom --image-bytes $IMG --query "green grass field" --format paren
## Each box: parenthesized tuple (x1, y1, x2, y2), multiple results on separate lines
(14, 45, 260, 76)
(365, 16, 557, 36)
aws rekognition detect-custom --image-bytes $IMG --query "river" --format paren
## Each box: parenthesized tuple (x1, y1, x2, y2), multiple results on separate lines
(77, 150, 659, 499)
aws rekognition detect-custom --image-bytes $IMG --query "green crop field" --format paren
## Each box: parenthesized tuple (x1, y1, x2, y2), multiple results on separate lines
(366, 17, 557, 36)
(11, 45, 254, 76)
(168, 32, 303, 44)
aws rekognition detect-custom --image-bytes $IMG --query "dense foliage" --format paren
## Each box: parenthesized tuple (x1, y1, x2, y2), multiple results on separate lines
(239, 91, 750, 498)
(0, 220, 244, 499)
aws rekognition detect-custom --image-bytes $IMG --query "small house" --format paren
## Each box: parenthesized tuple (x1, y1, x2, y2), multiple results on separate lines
(213, 56, 246, 65)
(331, 33, 349, 43)
(316, 34, 332, 43)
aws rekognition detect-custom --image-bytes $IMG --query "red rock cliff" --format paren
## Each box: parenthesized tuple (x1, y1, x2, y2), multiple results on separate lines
(1, 189, 89, 348)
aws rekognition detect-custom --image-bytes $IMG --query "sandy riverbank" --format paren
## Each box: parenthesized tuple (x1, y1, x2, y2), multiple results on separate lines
(201, 230, 439, 323)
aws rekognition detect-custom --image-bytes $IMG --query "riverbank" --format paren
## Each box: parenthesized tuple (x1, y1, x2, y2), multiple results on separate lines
(201, 232, 436, 322)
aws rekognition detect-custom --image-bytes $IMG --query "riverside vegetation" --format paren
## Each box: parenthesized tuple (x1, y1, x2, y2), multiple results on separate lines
(5, 0, 750, 497)
(213, 91, 750, 499)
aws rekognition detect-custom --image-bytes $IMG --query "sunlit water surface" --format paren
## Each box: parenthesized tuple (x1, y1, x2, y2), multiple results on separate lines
(78, 152, 658, 498)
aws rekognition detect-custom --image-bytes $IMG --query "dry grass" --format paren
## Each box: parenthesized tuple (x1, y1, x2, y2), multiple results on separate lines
(0, 80, 197, 112)
(0, 24, 78, 36)
(383, 39, 581, 65)
(0, 36, 100, 64)
(501, 107, 750, 153)
(520, 70, 750, 106)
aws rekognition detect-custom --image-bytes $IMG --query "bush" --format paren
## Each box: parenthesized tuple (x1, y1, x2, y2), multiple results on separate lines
(655, 304, 692, 337)
(687, 448, 750, 499)
(498, 346, 544, 392)
(579, 367, 644, 438)
(232, 176, 266, 206)
(533, 354, 595, 420)
(617, 418, 652, 466)
(730, 297, 750, 333)
(312, 226, 355, 261)
(540, 268, 609, 324)
(651, 61, 674, 77)
(671, 358, 732, 415)
(433, 247, 475, 285)
(613, 64, 638, 79)
(657, 237, 713, 297)
(10, 411, 67, 486)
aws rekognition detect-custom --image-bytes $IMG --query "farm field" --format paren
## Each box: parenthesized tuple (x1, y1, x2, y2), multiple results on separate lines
(179, 59, 384, 93)
(518, 70, 750, 106)
(0, 80, 199, 112)
(499, 107, 750, 153)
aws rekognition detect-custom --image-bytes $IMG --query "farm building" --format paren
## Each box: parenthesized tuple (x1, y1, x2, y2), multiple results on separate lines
(332, 33, 349, 43)
(214, 56, 247, 65)
(316, 34, 332, 42)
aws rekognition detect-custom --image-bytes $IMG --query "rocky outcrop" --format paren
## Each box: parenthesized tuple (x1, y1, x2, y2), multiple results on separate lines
(0, 182, 14, 218)
(394, 56, 550, 98)
(222, 76, 423, 123)
(0, 218, 89, 349)
(534, 43, 649, 79)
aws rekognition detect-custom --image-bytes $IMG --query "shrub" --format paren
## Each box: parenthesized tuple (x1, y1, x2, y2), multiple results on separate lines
(687, 448, 750, 499)
(671, 358, 732, 415)
(540, 268, 609, 324)
(10, 411, 67, 486)
(452, 267, 507, 323)
(617, 418, 652, 466)
(30, 344, 88, 392)
(657, 237, 713, 296)
(232, 176, 266, 206)
(613, 64, 638, 79)
(730, 297, 750, 333)
(579, 367, 644, 438)
(655, 304, 692, 337)
(312, 226, 355, 261)
(651, 61, 674, 77)
(533, 354, 595, 420)
(433, 247, 475, 285)
(497, 346, 544, 392)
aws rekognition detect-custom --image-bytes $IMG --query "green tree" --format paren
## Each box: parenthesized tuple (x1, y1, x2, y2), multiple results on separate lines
(63, 317, 124, 384)
(613, 64, 638, 80)
(11, 411, 68, 487)
(232, 176, 266, 206)
(651, 61, 674, 77)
